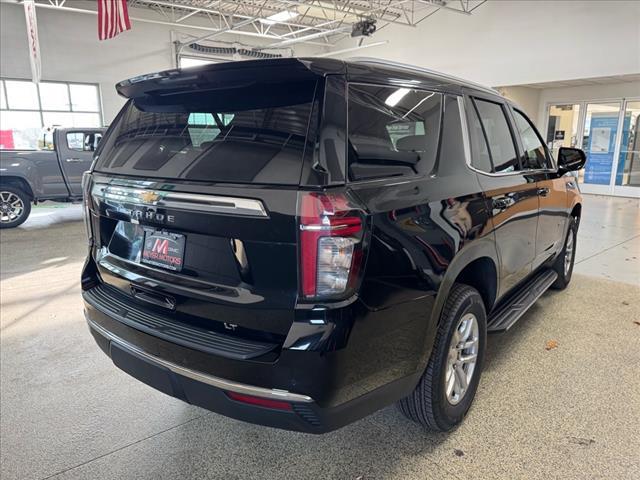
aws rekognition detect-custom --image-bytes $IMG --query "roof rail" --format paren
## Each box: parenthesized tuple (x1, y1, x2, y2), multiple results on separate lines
(348, 57, 499, 95)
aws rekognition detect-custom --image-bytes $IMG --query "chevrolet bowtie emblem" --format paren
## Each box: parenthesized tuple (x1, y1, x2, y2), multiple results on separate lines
(140, 191, 160, 204)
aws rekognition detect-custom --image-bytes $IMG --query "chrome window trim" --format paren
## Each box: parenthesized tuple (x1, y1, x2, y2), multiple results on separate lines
(91, 183, 268, 217)
(87, 317, 314, 403)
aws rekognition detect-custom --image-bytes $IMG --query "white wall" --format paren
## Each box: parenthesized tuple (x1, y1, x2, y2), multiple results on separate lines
(496, 80, 640, 132)
(1, 3, 171, 123)
(0, 3, 310, 124)
(495, 86, 541, 120)
(328, 0, 640, 88)
(2, 1, 638, 125)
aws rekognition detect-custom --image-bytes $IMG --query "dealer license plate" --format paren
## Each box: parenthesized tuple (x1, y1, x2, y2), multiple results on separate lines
(141, 230, 186, 272)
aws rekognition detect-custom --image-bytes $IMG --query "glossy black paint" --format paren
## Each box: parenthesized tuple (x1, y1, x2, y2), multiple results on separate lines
(558, 147, 587, 174)
(83, 58, 583, 432)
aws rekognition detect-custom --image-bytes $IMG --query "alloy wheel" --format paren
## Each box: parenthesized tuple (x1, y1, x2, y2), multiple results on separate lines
(445, 312, 479, 405)
(564, 230, 574, 276)
(0, 191, 24, 224)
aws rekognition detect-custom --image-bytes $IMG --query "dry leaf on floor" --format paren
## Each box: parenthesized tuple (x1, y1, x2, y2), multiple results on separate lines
(568, 436, 595, 446)
(633, 321, 640, 327)
(545, 340, 558, 350)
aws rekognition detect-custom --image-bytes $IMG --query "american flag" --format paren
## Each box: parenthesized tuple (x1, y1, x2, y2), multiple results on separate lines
(98, 0, 131, 41)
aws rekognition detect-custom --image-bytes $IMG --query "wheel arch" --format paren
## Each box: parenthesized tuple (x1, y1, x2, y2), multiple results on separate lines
(455, 257, 498, 314)
(570, 202, 582, 220)
(0, 176, 34, 199)
(429, 239, 500, 331)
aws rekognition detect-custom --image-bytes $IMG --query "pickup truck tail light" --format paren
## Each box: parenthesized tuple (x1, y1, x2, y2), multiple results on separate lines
(298, 191, 366, 299)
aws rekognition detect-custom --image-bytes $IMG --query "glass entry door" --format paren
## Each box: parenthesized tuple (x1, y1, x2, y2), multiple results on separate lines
(546, 104, 581, 158)
(581, 102, 622, 192)
(545, 99, 640, 197)
(614, 100, 640, 196)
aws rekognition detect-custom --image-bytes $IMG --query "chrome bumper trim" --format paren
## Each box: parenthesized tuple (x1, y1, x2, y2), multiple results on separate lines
(87, 317, 313, 403)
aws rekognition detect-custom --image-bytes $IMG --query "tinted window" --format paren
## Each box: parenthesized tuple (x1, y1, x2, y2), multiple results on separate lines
(348, 84, 442, 181)
(94, 80, 318, 185)
(437, 95, 466, 176)
(466, 99, 492, 173)
(186, 112, 234, 147)
(473, 99, 520, 173)
(513, 109, 550, 169)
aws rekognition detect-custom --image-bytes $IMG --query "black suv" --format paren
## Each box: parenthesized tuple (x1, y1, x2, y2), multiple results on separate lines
(82, 58, 585, 433)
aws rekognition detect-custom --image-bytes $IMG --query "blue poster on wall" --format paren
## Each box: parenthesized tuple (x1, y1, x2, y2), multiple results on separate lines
(584, 114, 618, 185)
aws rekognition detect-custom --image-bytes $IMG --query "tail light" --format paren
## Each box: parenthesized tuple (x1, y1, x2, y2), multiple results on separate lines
(298, 191, 366, 299)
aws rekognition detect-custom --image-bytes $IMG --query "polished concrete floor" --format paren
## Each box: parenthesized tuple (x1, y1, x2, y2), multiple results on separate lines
(572, 195, 640, 285)
(1, 195, 638, 480)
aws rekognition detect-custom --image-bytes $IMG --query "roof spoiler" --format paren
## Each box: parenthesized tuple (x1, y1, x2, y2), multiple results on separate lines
(115, 57, 345, 100)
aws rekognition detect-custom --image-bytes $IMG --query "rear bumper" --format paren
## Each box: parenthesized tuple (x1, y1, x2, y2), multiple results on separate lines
(87, 317, 325, 432)
(85, 297, 422, 433)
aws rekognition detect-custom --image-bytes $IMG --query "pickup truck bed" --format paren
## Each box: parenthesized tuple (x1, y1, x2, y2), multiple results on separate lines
(0, 127, 105, 228)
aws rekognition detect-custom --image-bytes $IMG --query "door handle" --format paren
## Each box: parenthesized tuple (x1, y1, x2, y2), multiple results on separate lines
(537, 187, 550, 197)
(65, 157, 84, 163)
(493, 197, 514, 209)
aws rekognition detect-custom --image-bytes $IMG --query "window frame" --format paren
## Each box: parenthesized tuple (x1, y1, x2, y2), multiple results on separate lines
(463, 95, 493, 174)
(468, 95, 523, 176)
(345, 81, 445, 185)
(508, 105, 556, 171)
(0, 77, 103, 150)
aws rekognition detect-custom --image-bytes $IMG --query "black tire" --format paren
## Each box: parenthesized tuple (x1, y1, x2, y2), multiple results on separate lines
(551, 216, 578, 290)
(0, 186, 31, 229)
(398, 283, 486, 431)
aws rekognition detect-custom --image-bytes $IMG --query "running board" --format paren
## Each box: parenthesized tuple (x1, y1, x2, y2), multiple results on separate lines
(487, 269, 558, 333)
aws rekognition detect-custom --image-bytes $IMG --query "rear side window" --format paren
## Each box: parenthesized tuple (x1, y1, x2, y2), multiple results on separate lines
(466, 100, 493, 173)
(67, 131, 102, 151)
(348, 84, 442, 181)
(94, 80, 318, 185)
(437, 95, 466, 176)
(473, 98, 520, 174)
(512, 109, 551, 170)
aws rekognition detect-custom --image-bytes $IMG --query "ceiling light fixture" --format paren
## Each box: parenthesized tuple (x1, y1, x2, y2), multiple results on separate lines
(259, 10, 299, 25)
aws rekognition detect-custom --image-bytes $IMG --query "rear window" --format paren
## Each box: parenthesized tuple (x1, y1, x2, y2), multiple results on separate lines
(94, 80, 318, 185)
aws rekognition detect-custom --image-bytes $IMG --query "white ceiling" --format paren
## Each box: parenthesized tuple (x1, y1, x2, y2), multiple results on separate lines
(512, 73, 640, 90)
(30, 0, 486, 50)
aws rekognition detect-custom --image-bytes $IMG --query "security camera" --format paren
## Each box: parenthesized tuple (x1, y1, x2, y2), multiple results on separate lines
(351, 18, 377, 37)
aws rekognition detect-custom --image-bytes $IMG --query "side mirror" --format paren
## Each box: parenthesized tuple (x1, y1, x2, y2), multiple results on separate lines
(557, 147, 586, 174)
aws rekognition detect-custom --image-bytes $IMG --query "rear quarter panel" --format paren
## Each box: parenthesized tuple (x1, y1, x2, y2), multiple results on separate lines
(346, 167, 495, 396)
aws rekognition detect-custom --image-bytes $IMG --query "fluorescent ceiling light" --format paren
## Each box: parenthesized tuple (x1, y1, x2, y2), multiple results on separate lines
(260, 10, 299, 25)
(385, 88, 410, 107)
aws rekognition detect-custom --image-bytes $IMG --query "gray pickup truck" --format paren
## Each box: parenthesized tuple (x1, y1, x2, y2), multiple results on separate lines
(0, 127, 105, 228)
